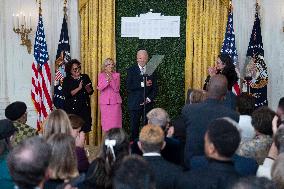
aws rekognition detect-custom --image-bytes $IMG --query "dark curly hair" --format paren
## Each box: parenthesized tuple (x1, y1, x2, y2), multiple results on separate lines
(65, 59, 81, 76)
(218, 54, 238, 90)
(236, 93, 256, 115)
(251, 107, 276, 136)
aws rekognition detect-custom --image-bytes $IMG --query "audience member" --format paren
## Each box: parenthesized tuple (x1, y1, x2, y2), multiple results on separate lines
(5, 101, 37, 146)
(44, 134, 79, 189)
(237, 107, 275, 164)
(276, 97, 284, 120)
(236, 93, 256, 139)
(0, 119, 17, 189)
(177, 118, 241, 189)
(42, 109, 72, 140)
(113, 155, 155, 189)
(231, 176, 276, 189)
(132, 108, 183, 164)
(7, 136, 51, 189)
(138, 124, 182, 189)
(271, 153, 284, 189)
(182, 74, 239, 167)
(83, 128, 129, 189)
(257, 117, 284, 179)
(68, 114, 89, 173)
(190, 117, 258, 176)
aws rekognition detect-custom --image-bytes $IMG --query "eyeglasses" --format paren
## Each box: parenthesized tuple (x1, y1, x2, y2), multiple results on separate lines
(72, 66, 81, 72)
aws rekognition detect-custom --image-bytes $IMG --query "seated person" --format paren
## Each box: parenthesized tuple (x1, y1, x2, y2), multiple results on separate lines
(177, 118, 241, 189)
(0, 119, 17, 189)
(68, 114, 89, 173)
(236, 93, 256, 140)
(113, 155, 155, 189)
(190, 118, 258, 176)
(237, 107, 275, 164)
(5, 101, 37, 146)
(257, 116, 284, 179)
(131, 108, 183, 165)
(138, 124, 182, 189)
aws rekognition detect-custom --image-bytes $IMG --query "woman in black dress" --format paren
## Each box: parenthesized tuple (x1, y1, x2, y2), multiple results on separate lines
(203, 54, 238, 109)
(62, 59, 94, 133)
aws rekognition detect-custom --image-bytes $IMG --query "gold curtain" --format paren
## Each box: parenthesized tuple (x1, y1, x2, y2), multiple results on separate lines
(79, 0, 116, 145)
(185, 0, 229, 93)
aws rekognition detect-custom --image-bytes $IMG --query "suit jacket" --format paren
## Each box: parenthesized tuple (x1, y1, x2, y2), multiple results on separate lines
(177, 159, 240, 189)
(143, 156, 182, 189)
(126, 65, 157, 110)
(97, 72, 122, 105)
(190, 154, 258, 176)
(182, 98, 239, 167)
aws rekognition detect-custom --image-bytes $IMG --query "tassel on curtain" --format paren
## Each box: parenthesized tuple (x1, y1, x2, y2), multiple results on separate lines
(185, 0, 229, 92)
(79, 0, 116, 145)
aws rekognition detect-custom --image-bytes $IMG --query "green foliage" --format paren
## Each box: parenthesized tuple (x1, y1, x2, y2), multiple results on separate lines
(115, 0, 186, 133)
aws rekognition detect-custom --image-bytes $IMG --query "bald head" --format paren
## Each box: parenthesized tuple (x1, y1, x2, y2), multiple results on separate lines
(207, 75, 228, 99)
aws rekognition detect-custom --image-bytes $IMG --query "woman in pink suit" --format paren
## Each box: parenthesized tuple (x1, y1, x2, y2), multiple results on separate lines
(97, 58, 122, 132)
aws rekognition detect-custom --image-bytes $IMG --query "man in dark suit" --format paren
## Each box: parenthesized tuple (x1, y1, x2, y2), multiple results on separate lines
(126, 50, 157, 141)
(138, 124, 182, 189)
(182, 74, 239, 168)
(177, 118, 241, 189)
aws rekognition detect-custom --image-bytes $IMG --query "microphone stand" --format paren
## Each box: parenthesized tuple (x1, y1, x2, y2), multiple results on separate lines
(143, 74, 148, 126)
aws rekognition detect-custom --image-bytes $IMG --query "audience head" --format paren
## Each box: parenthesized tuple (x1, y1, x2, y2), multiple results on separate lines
(207, 74, 228, 99)
(236, 93, 256, 115)
(272, 153, 284, 189)
(87, 128, 129, 188)
(102, 58, 116, 73)
(47, 133, 78, 180)
(5, 101, 28, 123)
(186, 89, 207, 104)
(137, 50, 149, 67)
(0, 119, 17, 154)
(68, 114, 85, 138)
(7, 136, 51, 189)
(251, 107, 275, 136)
(274, 127, 284, 153)
(147, 108, 170, 131)
(205, 117, 240, 159)
(113, 155, 155, 189)
(138, 124, 165, 153)
(43, 109, 72, 140)
(277, 97, 284, 118)
(65, 59, 81, 78)
(231, 176, 276, 189)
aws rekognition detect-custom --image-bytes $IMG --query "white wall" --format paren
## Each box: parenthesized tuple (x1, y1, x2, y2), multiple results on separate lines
(233, 0, 284, 110)
(0, 0, 80, 127)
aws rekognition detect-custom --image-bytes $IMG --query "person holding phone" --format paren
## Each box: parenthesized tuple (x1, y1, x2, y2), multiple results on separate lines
(63, 59, 94, 133)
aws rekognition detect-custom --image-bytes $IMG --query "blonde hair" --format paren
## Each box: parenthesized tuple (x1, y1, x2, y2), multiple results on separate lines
(190, 89, 207, 104)
(102, 58, 116, 72)
(47, 133, 78, 180)
(42, 109, 72, 140)
(139, 124, 164, 153)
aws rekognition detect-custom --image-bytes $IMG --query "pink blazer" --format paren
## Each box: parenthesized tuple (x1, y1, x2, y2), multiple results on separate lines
(97, 72, 122, 105)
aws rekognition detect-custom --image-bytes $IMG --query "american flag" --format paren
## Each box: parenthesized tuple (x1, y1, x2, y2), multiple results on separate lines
(245, 3, 268, 107)
(221, 6, 240, 96)
(31, 12, 53, 130)
(53, 14, 70, 109)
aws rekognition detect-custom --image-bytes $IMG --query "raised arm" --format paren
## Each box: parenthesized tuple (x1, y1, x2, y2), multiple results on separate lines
(97, 73, 109, 91)
(109, 73, 120, 93)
